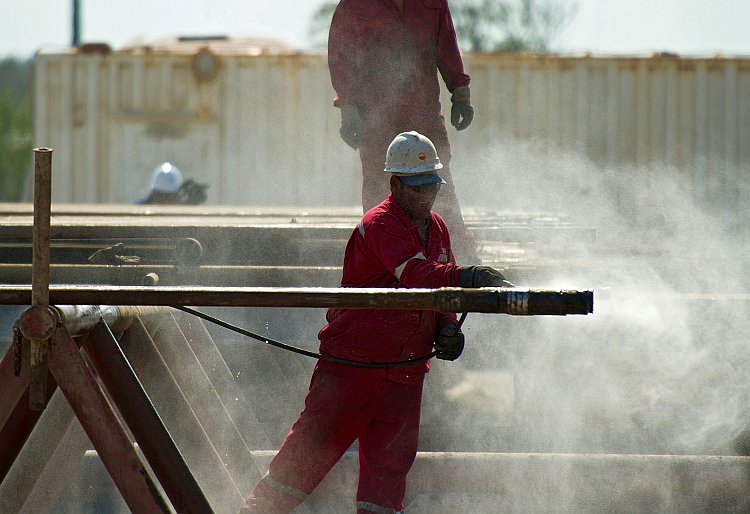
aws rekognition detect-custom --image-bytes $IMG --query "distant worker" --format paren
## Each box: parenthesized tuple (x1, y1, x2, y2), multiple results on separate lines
(240, 132, 509, 513)
(137, 162, 209, 205)
(328, 0, 478, 263)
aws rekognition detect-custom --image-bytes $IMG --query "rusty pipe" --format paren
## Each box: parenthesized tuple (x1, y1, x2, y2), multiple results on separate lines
(31, 148, 53, 306)
(28, 148, 53, 410)
(0, 285, 594, 315)
(53, 305, 174, 336)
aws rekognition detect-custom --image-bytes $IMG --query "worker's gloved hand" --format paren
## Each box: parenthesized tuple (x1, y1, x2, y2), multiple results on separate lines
(450, 86, 474, 131)
(339, 104, 363, 149)
(177, 179, 209, 205)
(459, 265, 512, 288)
(87, 242, 141, 265)
(435, 324, 465, 361)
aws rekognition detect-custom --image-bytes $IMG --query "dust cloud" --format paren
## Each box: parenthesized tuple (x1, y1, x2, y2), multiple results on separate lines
(24, 136, 749, 512)
(433, 136, 750, 454)
(216, 136, 750, 511)
(412, 137, 750, 509)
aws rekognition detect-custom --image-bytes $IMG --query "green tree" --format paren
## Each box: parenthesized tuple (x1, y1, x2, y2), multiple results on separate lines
(453, 0, 578, 52)
(308, 2, 337, 49)
(451, 0, 513, 52)
(0, 57, 33, 201)
(308, 0, 577, 53)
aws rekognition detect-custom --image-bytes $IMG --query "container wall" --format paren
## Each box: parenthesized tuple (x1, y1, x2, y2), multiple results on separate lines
(33, 51, 749, 220)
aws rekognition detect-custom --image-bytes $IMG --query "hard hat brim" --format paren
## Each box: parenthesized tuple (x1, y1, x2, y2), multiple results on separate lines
(384, 161, 444, 175)
(397, 171, 447, 186)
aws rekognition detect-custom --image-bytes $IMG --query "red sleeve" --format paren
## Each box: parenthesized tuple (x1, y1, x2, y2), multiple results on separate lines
(362, 220, 461, 289)
(327, 0, 361, 107)
(437, 311, 459, 328)
(435, 0, 470, 93)
(399, 258, 461, 289)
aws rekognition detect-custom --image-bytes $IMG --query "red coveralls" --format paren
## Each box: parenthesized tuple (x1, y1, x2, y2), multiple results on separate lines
(246, 195, 461, 513)
(328, 0, 476, 261)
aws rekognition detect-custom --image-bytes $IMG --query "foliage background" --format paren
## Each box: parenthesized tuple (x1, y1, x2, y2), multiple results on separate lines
(0, 58, 32, 202)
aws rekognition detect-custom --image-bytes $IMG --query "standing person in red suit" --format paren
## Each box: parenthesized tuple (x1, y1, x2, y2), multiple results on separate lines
(328, 0, 479, 263)
(239, 132, 508, 514)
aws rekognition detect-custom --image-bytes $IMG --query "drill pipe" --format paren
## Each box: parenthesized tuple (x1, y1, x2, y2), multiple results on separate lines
(0, 286, 593, 315)
(53, 305, 174, 336)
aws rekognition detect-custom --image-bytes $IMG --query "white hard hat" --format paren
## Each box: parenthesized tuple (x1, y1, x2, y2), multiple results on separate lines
(150, 162, 183, 193)
(384, 131, 446, 186)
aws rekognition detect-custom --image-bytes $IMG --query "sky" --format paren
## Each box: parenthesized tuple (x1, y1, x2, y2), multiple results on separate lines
(2, 0, 750, 60)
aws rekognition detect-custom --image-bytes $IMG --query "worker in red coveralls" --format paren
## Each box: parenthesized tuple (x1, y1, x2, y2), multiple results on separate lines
(240, 132, 509, 514)
(328, 0, 479, 264)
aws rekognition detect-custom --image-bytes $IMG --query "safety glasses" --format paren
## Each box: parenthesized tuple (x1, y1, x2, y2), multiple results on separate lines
(400, 179, 442, 195)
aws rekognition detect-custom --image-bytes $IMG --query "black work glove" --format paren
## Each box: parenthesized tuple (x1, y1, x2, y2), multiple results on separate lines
(177, 179, 209, 205)
(339, 104, 363, 149)
(450, 86, 474, 131)
(434, 324, 465, 361)
(459, 265, 511, 288)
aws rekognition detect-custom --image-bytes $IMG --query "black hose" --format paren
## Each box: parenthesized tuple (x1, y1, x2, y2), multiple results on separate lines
(175, 306, 467, 369)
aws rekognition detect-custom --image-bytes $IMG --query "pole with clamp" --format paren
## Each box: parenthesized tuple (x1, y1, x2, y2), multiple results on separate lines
(17, 148, 55, 411)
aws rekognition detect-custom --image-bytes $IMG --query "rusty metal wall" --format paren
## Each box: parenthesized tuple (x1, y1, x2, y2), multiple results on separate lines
(33, 50, 749, 214)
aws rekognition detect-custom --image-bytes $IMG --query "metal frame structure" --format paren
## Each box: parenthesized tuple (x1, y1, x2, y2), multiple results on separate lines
(0, 149, 594, 513)
(2, 147, 749, 512)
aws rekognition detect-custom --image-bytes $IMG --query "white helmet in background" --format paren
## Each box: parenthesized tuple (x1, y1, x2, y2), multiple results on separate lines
(384, 131, 446, 185)
(150, 162, 183, 193)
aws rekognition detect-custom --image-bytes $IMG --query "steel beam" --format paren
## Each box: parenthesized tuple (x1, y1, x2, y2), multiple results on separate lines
(0, 263, 343, 287)
(0, 389, 78, 513)
(0, 378, 57, 483)
(80, 320, 213, 514)
(48, 326, 171, 513)
(0, 219, 354, 240)
(120, 317, 246, 513)
(248, 450, 750, 509)
(173, 310, 271, 449)
(140, 314, 263, 491)
(17, 418, 90, 514)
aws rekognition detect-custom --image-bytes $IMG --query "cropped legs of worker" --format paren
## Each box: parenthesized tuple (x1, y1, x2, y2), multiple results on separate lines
(356, 380, 421, 513)
(358, 111, 479, 265)
(241, 360, 421, 513)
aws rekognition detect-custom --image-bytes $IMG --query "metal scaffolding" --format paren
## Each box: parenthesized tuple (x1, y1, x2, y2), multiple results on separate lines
(2, 148, 749, 512)
(0, 148, 599, 513)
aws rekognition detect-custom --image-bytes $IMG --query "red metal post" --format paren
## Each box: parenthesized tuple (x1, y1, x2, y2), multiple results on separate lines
(48, 325, 171, 513)
(80, 321, 214, 514)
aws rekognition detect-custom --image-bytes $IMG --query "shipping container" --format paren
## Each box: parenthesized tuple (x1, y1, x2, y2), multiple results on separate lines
(32, 43, 750, 223)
